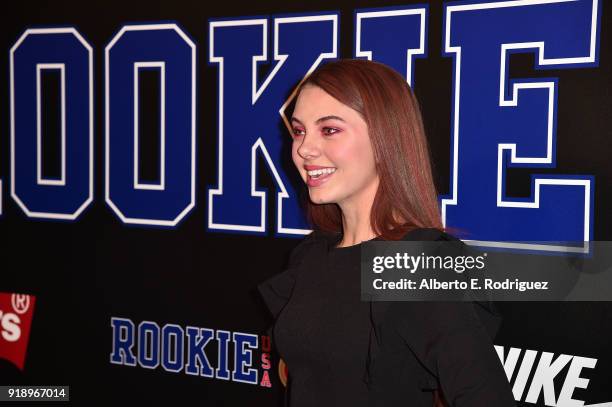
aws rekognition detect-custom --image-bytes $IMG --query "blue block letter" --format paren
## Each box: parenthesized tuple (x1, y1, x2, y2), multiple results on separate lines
(10, 28, 93, 220)
(442, 0, 600, 251)
(105, 24, 196, 227)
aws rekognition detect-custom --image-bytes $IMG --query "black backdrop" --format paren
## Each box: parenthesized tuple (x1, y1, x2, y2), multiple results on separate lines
(2, 0, 611, 406)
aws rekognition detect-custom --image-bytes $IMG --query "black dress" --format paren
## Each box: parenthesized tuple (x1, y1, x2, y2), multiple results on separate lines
(257, 228, 516, 407)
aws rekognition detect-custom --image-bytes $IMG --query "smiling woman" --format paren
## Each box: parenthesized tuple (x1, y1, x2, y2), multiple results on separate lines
(290, 84, 378, 213)
(290, 59, 443, 245)
(258, 59, 515, 407)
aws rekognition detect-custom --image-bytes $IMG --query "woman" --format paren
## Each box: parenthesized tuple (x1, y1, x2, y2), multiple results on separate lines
(258, 59, 515, 407)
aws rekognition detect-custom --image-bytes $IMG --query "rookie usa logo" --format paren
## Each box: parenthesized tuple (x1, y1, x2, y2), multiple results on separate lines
(110, 317, 275, 388)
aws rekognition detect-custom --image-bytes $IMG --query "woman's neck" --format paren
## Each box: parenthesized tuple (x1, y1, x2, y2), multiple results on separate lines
(337, 201, 377, 247)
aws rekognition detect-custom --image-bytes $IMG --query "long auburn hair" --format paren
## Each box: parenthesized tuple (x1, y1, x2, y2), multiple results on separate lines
(294, 59, 442, 240)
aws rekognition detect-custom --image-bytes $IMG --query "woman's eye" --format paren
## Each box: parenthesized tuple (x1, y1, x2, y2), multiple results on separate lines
(323, 127, 340, 136)
(292, 128, 305, 137)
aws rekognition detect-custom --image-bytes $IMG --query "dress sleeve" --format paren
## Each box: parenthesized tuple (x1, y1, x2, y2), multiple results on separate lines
(257, 231, 316, 319)
(257, 266, 299, 320)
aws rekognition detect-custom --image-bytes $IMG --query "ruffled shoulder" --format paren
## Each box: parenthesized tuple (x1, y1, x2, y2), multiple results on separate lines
(366, 229, 512, 405)
(398, 227, 502, 338)
(257, 230, 325, 319)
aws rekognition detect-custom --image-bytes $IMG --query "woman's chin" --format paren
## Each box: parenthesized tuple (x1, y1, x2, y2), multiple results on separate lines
(308, 191, 334, 205)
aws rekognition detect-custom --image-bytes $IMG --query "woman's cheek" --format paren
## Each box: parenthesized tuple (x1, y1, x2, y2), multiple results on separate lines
(329, 143, 356, 165)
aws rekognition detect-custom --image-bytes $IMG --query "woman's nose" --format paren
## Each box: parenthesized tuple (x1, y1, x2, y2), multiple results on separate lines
(297, 135, 320, 160)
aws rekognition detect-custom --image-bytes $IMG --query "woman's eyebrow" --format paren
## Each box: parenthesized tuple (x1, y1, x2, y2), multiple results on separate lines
(290, 115, 346, 125)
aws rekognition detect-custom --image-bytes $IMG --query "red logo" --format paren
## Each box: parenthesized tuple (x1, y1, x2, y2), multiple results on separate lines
(0, 292, 36, 370)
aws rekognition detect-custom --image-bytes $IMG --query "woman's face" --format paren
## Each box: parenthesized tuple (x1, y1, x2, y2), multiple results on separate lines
(290, 85, 379, 208)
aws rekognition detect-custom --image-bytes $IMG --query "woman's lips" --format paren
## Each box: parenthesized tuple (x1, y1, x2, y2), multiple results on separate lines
(307, 170, 335, 187)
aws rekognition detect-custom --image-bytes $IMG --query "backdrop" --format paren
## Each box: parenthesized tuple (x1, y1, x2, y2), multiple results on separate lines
(1, 0, 611, 406)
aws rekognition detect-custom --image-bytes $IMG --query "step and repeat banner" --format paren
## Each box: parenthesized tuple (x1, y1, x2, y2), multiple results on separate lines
(1, 0, 611, 405)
